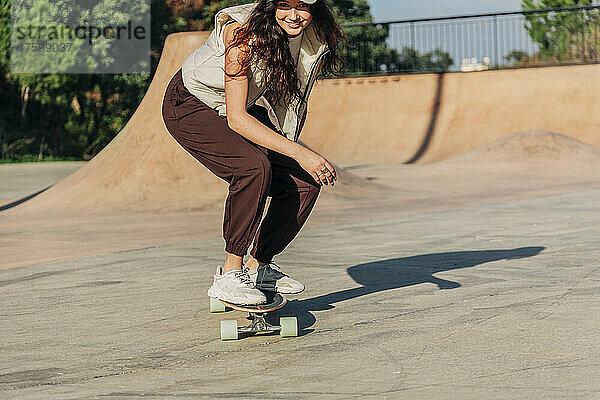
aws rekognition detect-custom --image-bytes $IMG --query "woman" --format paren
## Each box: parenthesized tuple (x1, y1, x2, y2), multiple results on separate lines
(162, 0, 345, 305)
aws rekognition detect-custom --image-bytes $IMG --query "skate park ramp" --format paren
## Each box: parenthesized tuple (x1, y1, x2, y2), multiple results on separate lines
(3, 33, 600, 216)
(3, 32, 600, 269)
(301, 64, 600, 165)
(1, 32, 388, 216)
(443, 130, 600, 164)
(3, 32, 218, 215)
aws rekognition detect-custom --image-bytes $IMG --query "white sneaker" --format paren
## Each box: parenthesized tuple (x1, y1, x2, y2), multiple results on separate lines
(246, 263, 305, 294)
(207, 266, 267, 305)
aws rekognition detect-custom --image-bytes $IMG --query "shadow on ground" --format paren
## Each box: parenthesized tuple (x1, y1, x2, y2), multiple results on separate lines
(283, 247, 545, 335)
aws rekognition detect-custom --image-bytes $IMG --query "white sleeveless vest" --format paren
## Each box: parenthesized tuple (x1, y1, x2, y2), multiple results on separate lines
(181, 3, 330, 142)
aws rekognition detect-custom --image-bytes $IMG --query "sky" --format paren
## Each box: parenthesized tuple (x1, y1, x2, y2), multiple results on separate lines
(366, 0, 524, 22)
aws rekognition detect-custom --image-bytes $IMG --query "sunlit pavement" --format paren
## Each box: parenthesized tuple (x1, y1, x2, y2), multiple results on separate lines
(1, 188, 599, 399)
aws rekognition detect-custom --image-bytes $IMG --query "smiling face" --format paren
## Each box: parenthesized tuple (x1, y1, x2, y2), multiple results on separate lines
(275, 0, 313, 37)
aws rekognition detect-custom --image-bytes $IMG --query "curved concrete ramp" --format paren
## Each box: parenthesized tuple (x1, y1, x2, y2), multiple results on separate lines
(445, 130, 600, 164)
(5, 32, 384, 216)
(300, 74, 441, 165)
(6, 32, 600, 216)
(302, 64, 600, 165)
(420, 65, 600, 163)
(429, 130, 600, 187)
(5, 32, 220, 216)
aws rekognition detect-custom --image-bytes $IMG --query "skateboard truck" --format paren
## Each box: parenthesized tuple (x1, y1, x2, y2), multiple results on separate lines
(240, 312, 280, 333)
(210, 294, 297, 341)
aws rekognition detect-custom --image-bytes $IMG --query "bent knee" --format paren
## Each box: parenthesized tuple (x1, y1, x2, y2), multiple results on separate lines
(234, 149, 272, 183)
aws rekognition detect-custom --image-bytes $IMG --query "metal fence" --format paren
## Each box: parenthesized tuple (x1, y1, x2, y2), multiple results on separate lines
(342, 5, 600, 76)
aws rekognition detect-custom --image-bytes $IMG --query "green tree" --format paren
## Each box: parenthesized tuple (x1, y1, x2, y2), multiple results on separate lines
(379, 46, 453, 74)
(330, 0, 392, 75)
(522, 0, 600, 62)
(0, 0, 9, 70)
(0, 0, 157, 161)
(505, 49, 529, 65)
(2, 0, 152, 160)
(0, 0, 26, 160)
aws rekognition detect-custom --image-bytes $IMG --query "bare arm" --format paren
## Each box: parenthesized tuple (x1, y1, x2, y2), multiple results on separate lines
(224, 22, 303, 159)
(223, 23, 336, 185)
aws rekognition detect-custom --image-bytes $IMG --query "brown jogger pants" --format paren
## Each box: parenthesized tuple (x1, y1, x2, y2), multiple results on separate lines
(162, 69, 320, 263)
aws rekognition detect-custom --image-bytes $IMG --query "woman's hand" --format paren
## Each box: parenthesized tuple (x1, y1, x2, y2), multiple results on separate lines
(295, 147, 337, 186)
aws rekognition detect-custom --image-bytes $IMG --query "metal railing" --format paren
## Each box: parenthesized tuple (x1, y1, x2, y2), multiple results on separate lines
(342, 5, 600, 76)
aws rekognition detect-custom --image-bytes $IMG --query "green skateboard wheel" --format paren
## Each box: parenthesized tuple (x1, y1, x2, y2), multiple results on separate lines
(210, 297, 226, 313)
(220, 320, 238, 341)
(279, 316, 298, 338)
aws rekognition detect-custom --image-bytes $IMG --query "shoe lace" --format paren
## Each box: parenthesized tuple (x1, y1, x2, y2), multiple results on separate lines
(232, 270, 253, 287)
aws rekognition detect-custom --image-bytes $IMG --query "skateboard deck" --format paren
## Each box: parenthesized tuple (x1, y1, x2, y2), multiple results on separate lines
(210, 292, 297, 341)
(221, 291, 286, 312)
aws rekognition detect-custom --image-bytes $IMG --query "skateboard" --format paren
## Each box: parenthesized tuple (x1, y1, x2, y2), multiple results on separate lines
(210, 292, 298, 341)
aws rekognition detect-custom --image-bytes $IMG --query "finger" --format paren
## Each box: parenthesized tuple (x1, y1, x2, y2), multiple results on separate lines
(316, 171, 329, 186)
(319, 172, 329, 186)
(324, 161, 337, 181)
(327, 172, 335, 186)
(311, 171, 324, 186)
(322, 169, 335, 185)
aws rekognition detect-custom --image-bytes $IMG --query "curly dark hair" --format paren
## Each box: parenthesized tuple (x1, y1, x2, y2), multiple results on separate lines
(226, 0, 346, 106)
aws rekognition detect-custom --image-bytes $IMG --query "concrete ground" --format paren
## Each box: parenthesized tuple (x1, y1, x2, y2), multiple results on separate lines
(2, 41, 599, 398)
(1, 188, 599, 399)
(0, 162, 85, 205)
